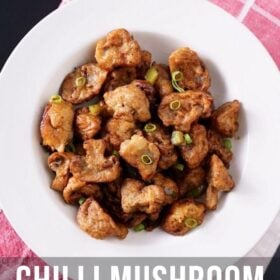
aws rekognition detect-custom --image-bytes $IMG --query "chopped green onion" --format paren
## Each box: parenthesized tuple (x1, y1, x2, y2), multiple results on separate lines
(112, 150, 119, 157)
(75, 76, 87, 87)
(169, 100, 181, 110)
(186, 185, 205, 198)
(88, 103, 101, 116)
(49, 95, 62, 104)
(223, 139, 232, 150)
(141, 154, 153, 165)
(145, 67, 159, 85)
(174, 163, 184, 171)
(184, 217, 198, 229)
(171, 71, 184, 92)
(184, 133, 193, 145)
(78, 197, 86, 205)
(171, 131, 184, 146)
(65, 143, 76, 153)
(144, 123, 157, 133)
(133, 223, 145, 232)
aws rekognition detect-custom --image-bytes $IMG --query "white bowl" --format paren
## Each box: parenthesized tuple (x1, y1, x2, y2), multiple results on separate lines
(0, 0, 280, 257)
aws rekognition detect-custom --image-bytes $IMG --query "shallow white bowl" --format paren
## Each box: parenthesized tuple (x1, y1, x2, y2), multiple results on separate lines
(0, 0, 280, 257)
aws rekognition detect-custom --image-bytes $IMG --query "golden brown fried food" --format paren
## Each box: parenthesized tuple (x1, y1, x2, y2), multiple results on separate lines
(207, 154, 235, 191)
(40, 100, 74, 152)
(179, 167, 206, 197)
(131, 80, 157, 106)
(205, 185, 219, 210)
(63, 177, 102, 204)
(180, 124, 209, 169)
(70, 139, 120, 183)
(103, 82, 151, 122)
(136, 50, 152, 78)
(119, 135, 160, 180)
(77, 198, 128, 239)
(105, 118, 136, 150)
(161, 200, 206, 235)
(144, 124, 178, 170)
(153, 64, 173, 97)
(95, 28, 141, 70)
(169, 47, 210, 91)
(211, 100, 241, 137)
(60, 63, 108, 104)
(207, 129, 233, 166)
(48, 152, 74, 192)
(158, 91, 213, 132)
(75, 107, 101, 140)
(121, 179, 165, 214)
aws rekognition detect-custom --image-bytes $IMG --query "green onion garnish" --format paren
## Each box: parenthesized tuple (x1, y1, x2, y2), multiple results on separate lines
(169, 100, 181, 111)
(133, 223, 145, 232)
(112, 150, 119, 157)
(88, 103, 101, 116)
(141, 154, 153, 165)
(184, 218, 198, 229)
(223, 139, 232, 150)
(171, 71, 184, 92)
(171, 131, 184, 146)
(144, 123, 157, 133)
(65, 143, 76, 153)
(186, 185, 205, 198)
(174, 163, 184, 171)
(78, 197, 86, 205)
(145, 67, 159, 85)
(49, 95, 62, 104)
(75, 76, 87, 87)
(184, 133, 193, 145)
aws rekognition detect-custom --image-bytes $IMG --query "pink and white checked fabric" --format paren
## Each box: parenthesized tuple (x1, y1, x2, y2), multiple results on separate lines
(0, 0, 279, 258)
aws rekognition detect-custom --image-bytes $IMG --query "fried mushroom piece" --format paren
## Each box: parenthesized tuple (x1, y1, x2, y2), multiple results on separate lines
(60, 63, 108, 104)
(70, 139, 121, 183)
(211, 100, 241, 137)
(75, 107, 101, 140)
(40, 100, 74, 152)
(153, 64, 173, 98)
(95, 28, 141, 70)
(169, 47, 210, 91)
(103, 83, 151, 122)
(77, 198, 128, 239)
(119, 135, 160, 180)
(136, 50, 152, 78)
(180, 124, 209, 169)
(48, 152, 74, 192)
(207, 154, 235, 191)
(179, 167, 206, 198)
(63, 177, 102, 204)
(161, 200, 206, 235)
(144, 124, 178, 170)
(158, 91, 213, 132)
(121, 179, 165, 214)
(208, 129, 233, 166)
(105, 118, 136, 150)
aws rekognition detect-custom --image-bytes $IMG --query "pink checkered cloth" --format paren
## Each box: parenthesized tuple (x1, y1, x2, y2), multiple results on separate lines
(0, 0, 279, 258)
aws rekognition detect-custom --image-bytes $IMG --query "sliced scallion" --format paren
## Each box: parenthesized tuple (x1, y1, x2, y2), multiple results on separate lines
(88, 103, 101, 116)
(171, 131, 184, 146)
(171, 71, 184, 92)
(184, 217, 198, 229)
(174, 163, 184, 171)
(144, 123, 157, 133)
(78, 197, 86, 205)
(75, 76, 87, 87)
(169, 100, 181, 111)
(223, 139, 232, 150)
(133, 223, 145, 232)
(49, 95, 62, 104)
(141, 154, 153, 165)
(184, 133, 193, 145)
(145, 67, 159, 85)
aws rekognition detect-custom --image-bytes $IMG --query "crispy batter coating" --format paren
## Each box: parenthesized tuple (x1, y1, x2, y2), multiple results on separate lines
(70, 139, 121, 183)
(207, 154, 235, 191)
(136, 50, 152, 78)
(103, 83, 151, 122)
(77, 198, 128, 239)
(40, 100, 74, 152)
(119, 135, 160, 180)
(169, 47, 210, 91)
(180, 124, 209, 169)
(205, 185, 219, 210)
(63, 177, 102, 204)
(95, 29, 141, 70)
(153, 64, 173, 97)
(131, 80, 157, 106)
(144, 124, 178, 170)
(48, 152, 74, 192)
(179, 167, 206, 197)
(161, 200, 206, 235)
(158, 91, 213, 132)
(207, 129, 233, 166)
(60, 63, 108, 104)
(211, 100, 241, 137)
(75, 107, 101, 140)
(105, 118, 136, 149)
(121, 179, 165, 214)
